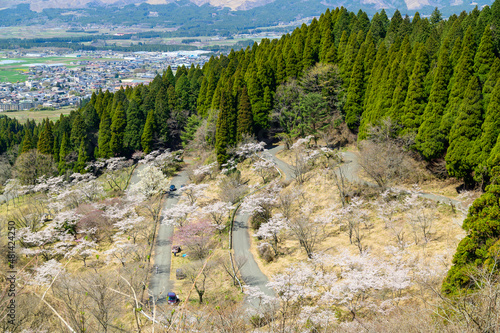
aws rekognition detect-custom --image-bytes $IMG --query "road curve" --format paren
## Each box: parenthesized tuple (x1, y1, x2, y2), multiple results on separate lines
(268, 145, 463, 207)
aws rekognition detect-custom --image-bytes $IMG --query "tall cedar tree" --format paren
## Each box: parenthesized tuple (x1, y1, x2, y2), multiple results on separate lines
(474, 80, 500, 168)
(124, 101, 144, 152)
(474, 25, 496, 84)
(20, 129, 33, 154)
(141, 110, 155, 154)
(215, 88, 236, 165)
(445, 76, 484, 185)
(75, 139, 89, 174)
(237, 87, 253, 140)
(155, 86, 170, 142)
(97, 108, 112, 158)
(401, 44, 429, 132)
(37, 120, 54, 155)
(344, 43, 365, 130)
(70, 113, 86, 151)
(58, 133, 70, 173)
(110, 102, 127, 156)
(440, 27, 476, 138)
(442, 181, 500, 295)
(415, 43, 452, 159)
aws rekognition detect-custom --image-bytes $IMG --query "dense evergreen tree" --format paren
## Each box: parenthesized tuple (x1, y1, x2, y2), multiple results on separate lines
(141, 110, 155, 154)
(58, 133, 70, 173)
(237, 87, 253, 140)
(445, 76, 484, 185)
(97, 108, 112, 158)
(474, 25, 496, 84)
(124, 101, 144, 152)
(401, 44, 429, 132)
(415, 43, 452, 159)
(74, 139, 89, 173)
(110, 102, 126, 156)
(37, 120, 54, 155)
(442, 179, 500, 295)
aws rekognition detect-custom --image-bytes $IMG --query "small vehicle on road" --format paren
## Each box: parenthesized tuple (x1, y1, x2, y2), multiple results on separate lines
(169, 185, 177, 192)
(167, 292, 180, 305)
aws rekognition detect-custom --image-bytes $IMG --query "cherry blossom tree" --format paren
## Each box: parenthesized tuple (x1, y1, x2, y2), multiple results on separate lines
(162, 202, 198, 227)
(235, 142, 266, 161)
(65, 239, 98, 266)
(334, 197, 370, 253)
(191, 162, 217, 182)
(174, 219, 215, 260)
(201, 201, 233, 231)
(240, 182, 280, 229)
(104, 238, 139, 266)
(28, 259, 65, 286)
(179, 183, 209, 204)
(286, 205, 325, 258)
(404, 187, 436, 245)
(252, 153, 277, 183)
(254, 213, 289, 255)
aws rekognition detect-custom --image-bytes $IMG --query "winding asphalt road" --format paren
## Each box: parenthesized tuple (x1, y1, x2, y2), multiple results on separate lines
(128, 163, 189, 303)
(338, 150, 463, 207)
(231, 146, 295, 307)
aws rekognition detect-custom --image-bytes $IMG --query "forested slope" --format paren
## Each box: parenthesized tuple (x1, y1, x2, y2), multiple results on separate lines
(2, 2, 500, 189)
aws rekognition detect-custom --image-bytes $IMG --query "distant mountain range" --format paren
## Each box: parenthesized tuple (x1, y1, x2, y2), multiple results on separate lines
(0, 0, 493, 12)
(0, 0, 274, 11)
(0, 0, 494, 37)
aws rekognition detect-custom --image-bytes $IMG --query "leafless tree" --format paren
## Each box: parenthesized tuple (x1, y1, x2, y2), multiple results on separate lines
(218, 172, 248, 204)
(218, 254, 247, 287)
(183, 259, 216, 304)
(287, 210, 324, 259)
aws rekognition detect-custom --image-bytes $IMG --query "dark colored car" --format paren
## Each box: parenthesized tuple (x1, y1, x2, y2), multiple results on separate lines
(169, 185, 176, 192)
(167, 292, 180, 305)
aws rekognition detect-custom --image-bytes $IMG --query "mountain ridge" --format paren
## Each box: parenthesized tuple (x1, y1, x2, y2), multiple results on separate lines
(0, 0, 491, 12)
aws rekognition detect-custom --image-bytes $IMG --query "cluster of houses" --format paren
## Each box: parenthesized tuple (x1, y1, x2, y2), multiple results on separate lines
(0, 50, 211, 112)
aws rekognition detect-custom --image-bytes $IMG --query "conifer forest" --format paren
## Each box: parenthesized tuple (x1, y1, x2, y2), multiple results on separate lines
(1, 2, 500, 332)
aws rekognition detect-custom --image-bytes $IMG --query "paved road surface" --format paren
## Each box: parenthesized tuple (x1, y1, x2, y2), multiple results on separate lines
(149, 169, 189, 302)
(339, 150, 463, 207)
(128, 163, 189, 303)
(231, 146, 295, 307)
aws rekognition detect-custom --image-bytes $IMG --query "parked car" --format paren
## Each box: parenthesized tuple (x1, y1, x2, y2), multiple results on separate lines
(169, 185, 176, 192)
(167, 292, 180, 305)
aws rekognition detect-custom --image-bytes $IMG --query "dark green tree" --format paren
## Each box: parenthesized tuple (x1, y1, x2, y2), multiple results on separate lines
(442, 181, 500, 295)
(141, 110, 155, 154)
(74, 139, 89, 174)
(124, 101, 145, 151)
(401, 45, 429, 131)
(237, 87, 253, 140)
(474, 25, 495, 84)
(445, 76, 484, 185)
(97, 108, 112, 158)
(110, 102, 126, 156)
(415, 44, 452, 159)
(37, 120, 54, 155)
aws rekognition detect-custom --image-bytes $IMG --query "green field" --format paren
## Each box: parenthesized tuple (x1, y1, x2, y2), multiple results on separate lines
(2, 106, 75, 123)
(0, 69, 27, 82)
(0, 56, 118, 83)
